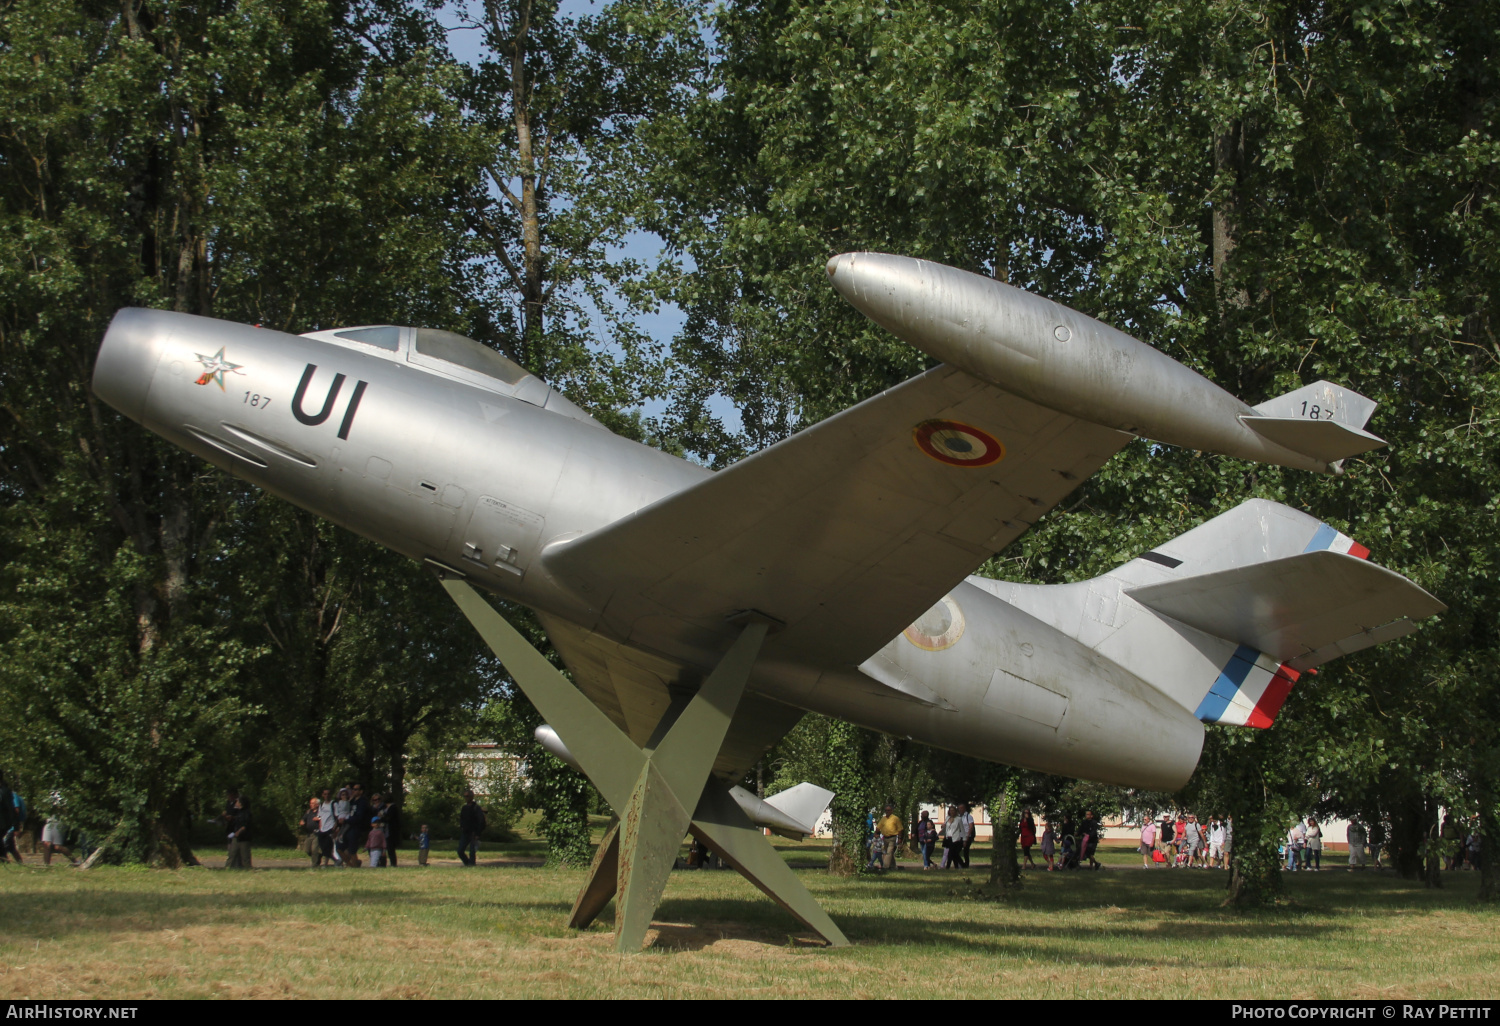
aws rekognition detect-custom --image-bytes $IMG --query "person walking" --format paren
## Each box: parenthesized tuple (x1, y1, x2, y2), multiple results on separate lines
(418, 823, 432, 866)
(0, 774, 19, 865)
(1079, 810, 1102, 870)
(1020, 809, 1037, 869)
(1140, 817, 1158, 868)
(227, 795, 253, 869)
(1306, 817, 1323, 871)
(942, 805, 964, 868)
(1182, 814, 1203, 868)
(915, 811, 937, 870)
(457, 790, 486, 866)
(1346, 818, 1367, 870)
(41, 802, 73, 867)
(1208, 817, 1227, 869)
(959, 803, 976, 868)
(342, 784, 370, 867)
(300, 797, 322, 867)
(874, 804, 904, 872)
(1285, 819, 1305, 871)
(331, 787, 352, 866)
(1040, 818, 1056, 871)
(315, 788, 336, 867)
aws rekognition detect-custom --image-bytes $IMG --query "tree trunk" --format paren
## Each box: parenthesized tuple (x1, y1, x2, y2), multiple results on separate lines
(823, 719, 867, 877)
(510, 0, 545, 365)
(1211, 121, 1250, 311)
(1479, 784, 1498, 902)
(1390, 796, 1426, 881)
(987, 776, 1021, 892)
(1423, 800, 1443, 890)
(1226, 801, 1285, 909)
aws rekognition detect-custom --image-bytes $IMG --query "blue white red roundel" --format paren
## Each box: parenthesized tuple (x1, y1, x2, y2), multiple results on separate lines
(913, 419, 1004, 467)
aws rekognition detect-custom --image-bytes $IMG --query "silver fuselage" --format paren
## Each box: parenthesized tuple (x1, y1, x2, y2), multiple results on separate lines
(93, 309, 1202, 790)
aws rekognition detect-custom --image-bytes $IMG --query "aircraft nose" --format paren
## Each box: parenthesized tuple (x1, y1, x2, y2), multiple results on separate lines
(92, 308, 175, 423)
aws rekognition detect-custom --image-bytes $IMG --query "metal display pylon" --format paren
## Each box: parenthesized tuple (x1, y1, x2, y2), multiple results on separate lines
(440, 576, 849, 951)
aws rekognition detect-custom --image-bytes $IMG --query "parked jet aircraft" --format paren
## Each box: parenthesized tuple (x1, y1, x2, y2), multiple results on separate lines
(92, 253, 1442, 950)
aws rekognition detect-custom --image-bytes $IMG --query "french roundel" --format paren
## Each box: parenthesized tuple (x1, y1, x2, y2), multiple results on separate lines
(904, 595, 966, 652)
(912, 419, 1004, 467)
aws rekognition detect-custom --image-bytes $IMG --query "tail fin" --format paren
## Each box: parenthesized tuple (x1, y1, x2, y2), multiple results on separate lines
(1240, 380, 1386, 466)
(968, 499, 1444, 729)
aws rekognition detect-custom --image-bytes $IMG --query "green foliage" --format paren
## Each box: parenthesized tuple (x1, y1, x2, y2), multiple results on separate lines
(454, 0, 707, 417)
(476, 635, 597, 867)
(0, 0, 487, 863)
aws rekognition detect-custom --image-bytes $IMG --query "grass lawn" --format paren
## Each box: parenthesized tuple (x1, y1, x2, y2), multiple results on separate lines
(1, 826, 1496, 999)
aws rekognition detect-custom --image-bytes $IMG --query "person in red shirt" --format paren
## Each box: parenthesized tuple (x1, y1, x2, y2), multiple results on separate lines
(1019, 809, 1037, 868)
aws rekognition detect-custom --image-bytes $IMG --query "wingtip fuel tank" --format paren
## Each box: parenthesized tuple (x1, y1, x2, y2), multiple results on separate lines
(826, 252, 1381, 474)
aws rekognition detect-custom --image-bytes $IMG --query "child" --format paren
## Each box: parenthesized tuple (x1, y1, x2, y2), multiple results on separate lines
(418, 823, 430, 866)
(1040, 819, 1056, 872)
(366, 815, 387, 868)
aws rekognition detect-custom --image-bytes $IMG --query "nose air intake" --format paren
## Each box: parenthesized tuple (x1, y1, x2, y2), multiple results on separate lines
(93, 307, 173, 423)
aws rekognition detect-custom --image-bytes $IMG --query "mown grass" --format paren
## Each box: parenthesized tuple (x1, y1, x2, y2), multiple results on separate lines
(1, 829, 1495, 999)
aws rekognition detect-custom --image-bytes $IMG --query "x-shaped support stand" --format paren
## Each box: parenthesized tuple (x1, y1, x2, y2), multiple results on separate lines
(441, 577, 849, 952)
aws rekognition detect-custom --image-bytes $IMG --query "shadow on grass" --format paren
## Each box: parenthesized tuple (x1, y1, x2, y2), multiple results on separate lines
(2, 854, 1488, 956)
(640, 892, 1339, 966)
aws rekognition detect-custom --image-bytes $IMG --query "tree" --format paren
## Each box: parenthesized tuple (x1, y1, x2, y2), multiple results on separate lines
(0, 0, 486, 862)
(647, 0, 1500, 908)
(456, 0, 705, 423)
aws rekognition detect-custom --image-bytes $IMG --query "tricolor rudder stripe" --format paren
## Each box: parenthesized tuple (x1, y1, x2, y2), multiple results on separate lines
(1304, 522, 1369, 560)
(1194, 645, 1302, 729)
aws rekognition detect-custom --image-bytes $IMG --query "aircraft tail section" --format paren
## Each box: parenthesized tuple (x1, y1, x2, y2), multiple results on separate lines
(1239, 380, 1386, 467)
(968, 499, 1444, 729)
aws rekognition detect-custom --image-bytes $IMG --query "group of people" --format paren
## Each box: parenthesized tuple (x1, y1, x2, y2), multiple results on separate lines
(1439, 813, 1484, 872)
(282, 784, 417, 870)
(0, 774, 80, 867)
(866, 803, 979, 871)
(1281, 816, 1325, 871)
(905, 804, 978, 870)
(1340, 814, 1482, 872)
(282, 785, 487, 870)
(871, 804, 1117, 873)
(1019, 809, 1104, 871)
(1139, 812, 1233, 869)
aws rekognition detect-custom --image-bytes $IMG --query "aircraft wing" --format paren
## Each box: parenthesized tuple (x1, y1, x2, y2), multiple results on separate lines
(542, 365, 1129, 671)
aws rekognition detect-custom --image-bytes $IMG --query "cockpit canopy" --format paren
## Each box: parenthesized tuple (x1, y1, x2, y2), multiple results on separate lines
(300, 324, 600, 427)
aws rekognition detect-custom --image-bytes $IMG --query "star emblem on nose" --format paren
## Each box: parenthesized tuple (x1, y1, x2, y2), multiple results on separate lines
(193, 347, 245, 390)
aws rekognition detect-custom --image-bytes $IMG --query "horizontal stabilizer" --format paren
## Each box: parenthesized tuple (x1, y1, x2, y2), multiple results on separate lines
(1125, 549, 1445, 670)
(731, 782, 834, 839)
(1238, 415, 1386, 464)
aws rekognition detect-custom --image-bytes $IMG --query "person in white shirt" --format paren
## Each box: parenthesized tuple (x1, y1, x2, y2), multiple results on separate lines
(315, 787, 337, 866)
(332, 787, 353, 866)
(942, 806, 965, 868)
(959, 804, 976, 868)
(1208, 818, 1227, 868)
